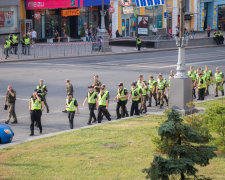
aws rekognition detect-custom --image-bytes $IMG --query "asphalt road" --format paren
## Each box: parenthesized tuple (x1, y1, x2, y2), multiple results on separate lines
(0, 46, 225, 145)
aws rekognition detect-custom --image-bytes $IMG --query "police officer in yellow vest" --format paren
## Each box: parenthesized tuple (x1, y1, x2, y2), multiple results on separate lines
(97, 87, 111, 123)
(140, 81, 148, 114)
(24, 36, 30, 55)
(114, 82, 129, 119)
(204, 65, 212, 96)
(29, 91, 44, 136)
(36, 79, 49, 113)
(83, 85, 98, 125)
(218, 30, 224, 44)
(187, 66, 197, 98)
(4, 39, 10, 59)
(197, 73, 206, 100)
(157, 74, 167, 109)
(148, 76, 157, 107)
(129, 82, 142, 116)
(214, 67, 224, 97)
(66, 93, 80, 129)
(12, 34, 18, 54)
(136, 36, 141, 51)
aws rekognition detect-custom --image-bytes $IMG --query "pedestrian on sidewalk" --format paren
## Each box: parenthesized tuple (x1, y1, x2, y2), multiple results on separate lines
(21, 34, 26, 55)
(88, 28, 93, 42)
(152, 25, 158, 36)
(98, 36, 102, 52)
(29, 91, 44, 136)
(207, 25, 211, 37)
(136, 36, 141, 51)
(4, 85, 17, 124)
(66, 93, 80, 129)
(83, 85, 98, 125)
(31, 29, 37, 46)
(24, 36, 30, 55)
(4, 39, 10, 59)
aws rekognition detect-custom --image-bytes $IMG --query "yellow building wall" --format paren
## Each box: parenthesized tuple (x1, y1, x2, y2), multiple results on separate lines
(190, 0, 194, 30)
(118, 2, 122, 34)
(20, 0, 26, 20)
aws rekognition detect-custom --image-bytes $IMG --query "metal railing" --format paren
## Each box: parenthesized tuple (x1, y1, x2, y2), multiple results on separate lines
(0, 41, 107, 60)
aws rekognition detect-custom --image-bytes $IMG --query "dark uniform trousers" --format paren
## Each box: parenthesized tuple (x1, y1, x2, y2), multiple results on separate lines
(97, 105, 111, 123)
(198, 88, 206, 100)
(192, 81, 196, 98)
(149, 91, 157, 106)
(116, 100, 127, 118)
(88, 103, 96, 123)
(30, 110, 42, 133)
(215, 82, 224, 96)
(68, 111, 75, 129)
(6, 103, 17, 123)
(130, 101, 140, 116)
(42, 95, 49, 111)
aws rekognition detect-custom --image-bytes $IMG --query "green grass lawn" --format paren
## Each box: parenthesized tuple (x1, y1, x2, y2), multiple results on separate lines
(196, 97, 225, 108)
(0, 110, 224, 179)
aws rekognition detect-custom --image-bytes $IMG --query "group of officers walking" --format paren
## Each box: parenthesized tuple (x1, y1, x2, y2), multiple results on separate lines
(3, 67, 224, 136)
(4, 34, 30, 59)
(213, 29, 224, 45)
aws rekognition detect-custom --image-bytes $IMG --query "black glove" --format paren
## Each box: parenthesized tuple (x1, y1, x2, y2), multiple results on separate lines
(4, 105, 8, 110)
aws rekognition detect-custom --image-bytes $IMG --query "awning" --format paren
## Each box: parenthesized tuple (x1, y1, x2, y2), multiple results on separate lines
(26, 0, 110, 10)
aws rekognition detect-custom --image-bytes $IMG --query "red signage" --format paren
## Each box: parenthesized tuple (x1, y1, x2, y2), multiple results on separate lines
(34, 12, 41, 20)
(26, 0, 78, 10)
(109, 7, 115, 14)
(120, 0, 131, 7)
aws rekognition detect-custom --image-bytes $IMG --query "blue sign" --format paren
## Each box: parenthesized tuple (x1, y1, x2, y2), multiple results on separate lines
(83, 0, 110, 7)
(164, 12, 168, 18)
(135, 0, 165, 7)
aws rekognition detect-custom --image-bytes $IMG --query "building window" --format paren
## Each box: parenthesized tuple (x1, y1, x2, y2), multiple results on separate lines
(185, 0, 190, 12)
(145, 5, 163, 29)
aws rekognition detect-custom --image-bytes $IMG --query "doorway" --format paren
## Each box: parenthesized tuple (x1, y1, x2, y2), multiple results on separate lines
(122, 18, 130, 37)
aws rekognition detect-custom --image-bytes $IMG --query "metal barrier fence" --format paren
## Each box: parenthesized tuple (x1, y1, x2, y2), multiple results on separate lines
(0, 41, 107, 60)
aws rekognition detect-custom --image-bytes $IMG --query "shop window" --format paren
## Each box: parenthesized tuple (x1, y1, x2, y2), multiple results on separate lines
(0, 6, 18, 34)
(145, 5, 163, 29)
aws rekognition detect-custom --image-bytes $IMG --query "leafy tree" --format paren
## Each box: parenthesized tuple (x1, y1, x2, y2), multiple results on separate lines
(204, 105, 225, 152)
(143, 109, 216, 180)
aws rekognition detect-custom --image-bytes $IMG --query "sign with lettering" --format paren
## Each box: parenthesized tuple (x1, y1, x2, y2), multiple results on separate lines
(26, 0, 110, 10)
(61, 9, 80, 17)
(135, 0, 165, 7)
(120, 0, 131, 7)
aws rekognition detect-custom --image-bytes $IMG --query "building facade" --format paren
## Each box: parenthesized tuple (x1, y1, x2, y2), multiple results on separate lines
(25, 0, 110, 41)
(199, 0, 225, 31)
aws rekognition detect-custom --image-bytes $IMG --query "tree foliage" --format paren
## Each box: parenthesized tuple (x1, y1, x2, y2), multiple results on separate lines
(143, 109, 216, 180)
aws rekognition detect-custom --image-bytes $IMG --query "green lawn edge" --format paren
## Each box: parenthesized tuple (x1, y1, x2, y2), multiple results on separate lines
(0, 101, 224, 179)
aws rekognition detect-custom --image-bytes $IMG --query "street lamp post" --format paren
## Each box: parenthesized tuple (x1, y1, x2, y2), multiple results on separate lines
(169, 0, 192, 113)
(97, 0, 111, 52)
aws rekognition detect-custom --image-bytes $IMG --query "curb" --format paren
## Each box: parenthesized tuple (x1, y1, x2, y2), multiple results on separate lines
(0, 44, 224, 64)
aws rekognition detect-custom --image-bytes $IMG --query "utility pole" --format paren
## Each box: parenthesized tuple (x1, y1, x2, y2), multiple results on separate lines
(169, 0, 192, 113)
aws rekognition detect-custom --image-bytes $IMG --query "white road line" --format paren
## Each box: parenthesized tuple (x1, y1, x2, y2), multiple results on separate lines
(159, 59, 225, 69)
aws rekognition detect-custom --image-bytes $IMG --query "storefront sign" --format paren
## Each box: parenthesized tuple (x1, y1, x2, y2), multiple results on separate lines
(109, 6, 115, 14)
(120, 0, 131, 7)
(136, 0, 165, 7)
(61, 9, 80, 17)
(137, 15, 149, 35)
(123, 7, 134, 14)
(34, 12, 41, 20)
(26, 0, 110, 10)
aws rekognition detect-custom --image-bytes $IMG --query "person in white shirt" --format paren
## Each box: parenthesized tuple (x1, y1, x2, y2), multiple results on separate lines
(152, 25, 158, 36)
(31, 29, 37, 45)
